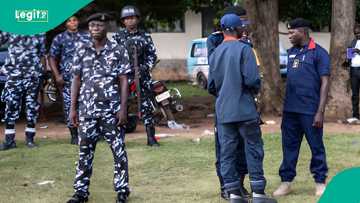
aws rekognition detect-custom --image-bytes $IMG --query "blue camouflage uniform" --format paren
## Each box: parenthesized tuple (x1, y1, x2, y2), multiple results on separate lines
(71, 39, 131, 197)
(50, 30, 90, 127)
(0, 31, 46, 144)
(208, 38, 266, 195)
(207, 31, 248, 194)
(112, 29, 157, 127)
(279, 38, 329, 184)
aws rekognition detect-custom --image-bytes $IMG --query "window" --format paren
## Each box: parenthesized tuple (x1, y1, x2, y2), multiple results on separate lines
(191, 42, 207, 57)
(146, 16, 185, 33)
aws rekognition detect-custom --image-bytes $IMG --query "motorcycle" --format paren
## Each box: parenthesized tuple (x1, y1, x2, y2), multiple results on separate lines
(125, 77, 184, 133)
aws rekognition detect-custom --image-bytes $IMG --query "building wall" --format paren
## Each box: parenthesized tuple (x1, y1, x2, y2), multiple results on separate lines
(151, 10, 202, 60)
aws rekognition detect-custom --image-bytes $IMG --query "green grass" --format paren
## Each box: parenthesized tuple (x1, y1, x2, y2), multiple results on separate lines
(166, 81, 209, 98)
(0, 134, 360, 203)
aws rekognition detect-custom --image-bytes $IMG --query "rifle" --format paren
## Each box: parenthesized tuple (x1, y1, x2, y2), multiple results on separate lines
(133, 45, 142, 118)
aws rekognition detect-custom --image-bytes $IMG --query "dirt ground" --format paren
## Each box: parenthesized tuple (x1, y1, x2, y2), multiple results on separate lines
(0, 96, 359, 141)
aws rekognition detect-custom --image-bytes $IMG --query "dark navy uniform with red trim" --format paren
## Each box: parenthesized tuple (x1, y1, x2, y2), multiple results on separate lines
(279, 38, 330, 183)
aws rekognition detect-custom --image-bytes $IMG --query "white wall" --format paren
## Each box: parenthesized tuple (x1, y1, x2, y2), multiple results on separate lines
(150, 10, 202, 60)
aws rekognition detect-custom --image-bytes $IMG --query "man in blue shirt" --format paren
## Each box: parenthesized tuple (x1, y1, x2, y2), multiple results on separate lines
(209, 14, 276, 203)
(273, 18, 330, 197)
(207, 6, 250, 200)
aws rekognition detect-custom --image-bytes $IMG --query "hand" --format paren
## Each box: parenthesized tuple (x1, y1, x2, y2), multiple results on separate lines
(354, 48, 360, 54)
(55, 75, 65, 90)
(312, 111, 324, 128)
(116, 109, 127, 126)
(69, 109, 79, 127)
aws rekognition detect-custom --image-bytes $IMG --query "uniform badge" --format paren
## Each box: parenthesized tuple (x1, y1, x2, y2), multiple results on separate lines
(292, 59, 300, 68)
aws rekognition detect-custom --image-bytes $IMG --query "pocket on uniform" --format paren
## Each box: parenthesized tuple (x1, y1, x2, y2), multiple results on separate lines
(295, 87, 315, 97)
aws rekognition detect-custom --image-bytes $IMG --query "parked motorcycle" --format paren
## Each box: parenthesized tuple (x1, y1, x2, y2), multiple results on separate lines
(125, 78, 184, 133)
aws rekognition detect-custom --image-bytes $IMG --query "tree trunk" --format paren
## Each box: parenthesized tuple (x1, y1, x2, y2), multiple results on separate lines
(243, 0, 284, 114)
(327, 0, 355, 119)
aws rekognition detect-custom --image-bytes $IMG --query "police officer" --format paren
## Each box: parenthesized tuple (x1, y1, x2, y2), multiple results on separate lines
(112, 5, 159, 147)
(208, 14, 276, 203)
(0, 31, 46, 150)
(67, 13, 131, 203)
(207, 6, 250, 200)
(49, 15, 90, 145)
(273, 18, 330, 197)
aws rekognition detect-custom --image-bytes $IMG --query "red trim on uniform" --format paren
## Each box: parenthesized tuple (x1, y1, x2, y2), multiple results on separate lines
(308, 38, 316, 50)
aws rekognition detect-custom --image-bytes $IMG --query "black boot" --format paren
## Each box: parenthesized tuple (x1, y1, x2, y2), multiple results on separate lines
(252, 194, 277, 203)
(116, 190, 130, 203)
(239, 175, 250, 198)
(67, 193, 88, 203)
(69, 127, 79, 145)
(0, 133, 16, 151)
(25, 128, 37, 148)
(146, 125, 159, 147)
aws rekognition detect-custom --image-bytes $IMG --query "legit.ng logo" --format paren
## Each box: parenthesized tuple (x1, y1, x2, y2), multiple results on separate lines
(15, 9, 49, 23)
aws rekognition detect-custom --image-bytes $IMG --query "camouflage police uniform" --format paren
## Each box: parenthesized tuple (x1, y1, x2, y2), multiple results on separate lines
(0, 31, 46, 148)
(112, 29, 159, 146)
(71, 39, 131, 197)
(50, 31, 90, 127)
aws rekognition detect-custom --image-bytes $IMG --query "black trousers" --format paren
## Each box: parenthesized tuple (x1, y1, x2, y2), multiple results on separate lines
(350, 67, 360, 118)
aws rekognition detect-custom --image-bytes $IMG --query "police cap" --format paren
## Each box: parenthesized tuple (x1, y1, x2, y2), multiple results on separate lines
(287, 18, 311, 29)
(87, 13, 112, 24)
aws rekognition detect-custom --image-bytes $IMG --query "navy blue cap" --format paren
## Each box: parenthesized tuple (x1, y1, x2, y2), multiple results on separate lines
(87, 13, 112, 24)
(220, 14, 247, 30)
(287, 18, 311, 29)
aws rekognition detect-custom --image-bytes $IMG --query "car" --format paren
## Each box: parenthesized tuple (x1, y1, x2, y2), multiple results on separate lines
(187, 38, 288, 89)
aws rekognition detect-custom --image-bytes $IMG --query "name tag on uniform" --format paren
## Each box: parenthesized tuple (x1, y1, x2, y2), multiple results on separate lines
(292, 59, 300, 68)
(289, 54, 296, 58)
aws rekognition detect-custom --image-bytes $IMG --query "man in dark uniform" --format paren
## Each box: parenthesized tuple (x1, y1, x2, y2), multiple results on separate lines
(112, 5, 159, 147)
(273, 18, 330, 197)
(207, 6, 250, 200)
(345, 24, 360, 119)
(67, 13, 131, 203)
(49, 15, 90, 145)
(208, 14, 276, 203)
(0, 32, 46, 150)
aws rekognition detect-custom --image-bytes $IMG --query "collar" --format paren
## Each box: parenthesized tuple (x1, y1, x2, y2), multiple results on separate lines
(87, 38, 112, 53)
(308, 38, 316, 50)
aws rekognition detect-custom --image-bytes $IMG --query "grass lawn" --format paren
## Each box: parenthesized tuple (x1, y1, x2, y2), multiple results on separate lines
(166, 81, 209, 98)
(0, 133, 360, 203)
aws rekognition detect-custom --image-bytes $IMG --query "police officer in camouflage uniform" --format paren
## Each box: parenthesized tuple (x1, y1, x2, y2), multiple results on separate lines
(112, 5, 159, 147)
(66, 13, 131, 203)
(49, 15, 90, 145)
(0, 31, 46, 150)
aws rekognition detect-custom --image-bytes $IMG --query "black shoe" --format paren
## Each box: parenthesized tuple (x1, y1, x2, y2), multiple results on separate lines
(26, 141, 37, 148)
(146, 125, 160, 147)
(116, 191, 130, 203)
(67, 193, 88, 203)
(0, 141, 16, 151)
(252, 195, 277, 203)
(229, 194, 249, 203)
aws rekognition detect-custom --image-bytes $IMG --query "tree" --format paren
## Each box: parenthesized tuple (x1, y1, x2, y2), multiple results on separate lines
(327, 0, 356, 118)
(243, 0, 284, 114)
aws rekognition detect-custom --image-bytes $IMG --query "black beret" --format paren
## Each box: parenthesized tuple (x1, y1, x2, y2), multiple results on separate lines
(87, 13, 112, 24)
(224, 6, 247, 16)
(287, 18, 311, 29)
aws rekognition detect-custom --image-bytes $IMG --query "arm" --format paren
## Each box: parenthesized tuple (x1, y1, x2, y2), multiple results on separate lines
(49, 35, 65, 88)
(241, 46, 261, 94)
(313, 76, 329, 128)
(117, 74, 129, 126)
(69, 75, 81, 127)
(144, 34, 157, 70)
